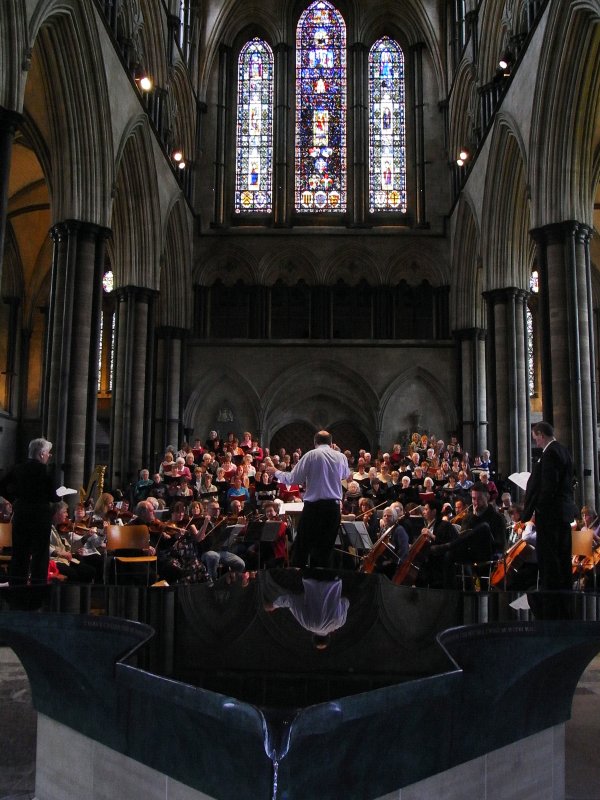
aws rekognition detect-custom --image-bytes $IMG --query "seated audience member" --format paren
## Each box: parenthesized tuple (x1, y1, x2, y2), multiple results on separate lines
(479, 470, 498, 504)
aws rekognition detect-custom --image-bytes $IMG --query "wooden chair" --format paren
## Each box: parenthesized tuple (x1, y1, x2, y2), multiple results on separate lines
(0, 522, 12, 574)
(572, 528, 595, 590)
(105, 524, 156, 585)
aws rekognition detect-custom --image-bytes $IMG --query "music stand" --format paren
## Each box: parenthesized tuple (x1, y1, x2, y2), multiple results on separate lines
(339, 521, 373, 552)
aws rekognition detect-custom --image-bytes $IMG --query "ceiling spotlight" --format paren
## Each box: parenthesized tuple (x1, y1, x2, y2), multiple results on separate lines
(172, 150, 183, 162)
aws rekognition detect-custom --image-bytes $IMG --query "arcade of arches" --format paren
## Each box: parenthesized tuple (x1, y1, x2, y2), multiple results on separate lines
(0, 0, 599, 509)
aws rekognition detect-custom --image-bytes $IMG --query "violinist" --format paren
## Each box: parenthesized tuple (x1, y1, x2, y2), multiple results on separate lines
(356, 498, 380, 543)
(49, 502, 96, 583)
(154, 501, 206, 584)
(416, 499, 458, 589)
(199, 500, 245, 586)
(93, 493, 116, 526)
(503, 505, 538, 590)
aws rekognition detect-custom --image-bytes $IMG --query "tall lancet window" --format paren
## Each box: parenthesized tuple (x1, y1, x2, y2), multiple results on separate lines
(369, 37, 406, 213)
(295, 0, 346, 213)
(235, 38, 274, 214)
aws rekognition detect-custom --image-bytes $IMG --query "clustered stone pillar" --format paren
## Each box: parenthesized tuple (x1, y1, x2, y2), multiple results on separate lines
(531, 222, 598, 509)
(43, 221, 110, 489)
(274, 43, 290, 226)
(350, 42, 367, 225)
(0, 106, 22, 284)
(484, 288, 530, 480)
(410, 43, 427, 227)
(153, 326, 185, 462)
(110, 286, 156, 488)
(453, 327, 487, 458)
(213, 44, 230, 227)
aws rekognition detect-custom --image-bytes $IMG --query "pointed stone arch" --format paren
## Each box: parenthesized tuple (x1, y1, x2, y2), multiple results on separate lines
(258, 245, 320, 286)
(28, 0, 114, 226)
(159, 196, 193, 328)
(111, 117, 162, 288)
(530, 1, 600, 227)
(182, 366, 262, 434)
(379, 366, 458, 443)
(195, 243, 259, 285)
(260, 358, 379, 443)
(323, 245, 381, 286)
(477, 0, 510, 85)
(384, 244, 449, 286)
(0, 0, 28, 110)
(448, 58, 479, 159)
(451, 194, 483, 330)
(481, 113, 530, 291)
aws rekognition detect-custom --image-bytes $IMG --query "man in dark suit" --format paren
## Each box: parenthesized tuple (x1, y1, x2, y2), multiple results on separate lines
(523, 422, 576, 594)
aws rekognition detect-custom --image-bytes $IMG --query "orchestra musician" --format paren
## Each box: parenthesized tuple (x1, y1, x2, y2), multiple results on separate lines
(199, 499, 246, 586)
(428, 484, 504, 589)
(415, 499, 458, 589)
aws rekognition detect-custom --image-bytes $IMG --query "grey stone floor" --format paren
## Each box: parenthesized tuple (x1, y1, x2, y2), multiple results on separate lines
(0, 647, 599, 800)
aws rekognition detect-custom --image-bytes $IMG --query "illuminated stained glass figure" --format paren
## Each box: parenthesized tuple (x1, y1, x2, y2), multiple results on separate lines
(235, 38, 273, 213)
(369, 36, 406, 213)
(295, 1, 346, 213)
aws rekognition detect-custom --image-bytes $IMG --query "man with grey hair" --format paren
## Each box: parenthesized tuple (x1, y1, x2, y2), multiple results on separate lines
(0, 437, 58, 587)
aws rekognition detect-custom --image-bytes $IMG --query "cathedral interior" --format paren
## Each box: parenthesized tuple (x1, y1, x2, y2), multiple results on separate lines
(0, 0, 599, 507)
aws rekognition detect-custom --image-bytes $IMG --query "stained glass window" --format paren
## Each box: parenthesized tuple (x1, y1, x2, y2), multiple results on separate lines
(295, 1, 346, 213)
(235, 38, 274, 214)
(369, 37, 406, 213)
(527, 270, 539, 397)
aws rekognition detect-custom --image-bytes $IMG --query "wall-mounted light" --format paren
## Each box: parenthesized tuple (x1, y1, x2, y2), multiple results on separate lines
(498, 51, 512, 76)
(172, 149, 183, 162)
(457, 150, 469, 167)
(178, 161, 186, 170)
(136, 73, 153, 92)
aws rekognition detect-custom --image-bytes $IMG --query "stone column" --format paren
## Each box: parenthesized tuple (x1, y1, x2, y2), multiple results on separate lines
(43, 221, 110, 489)
(484, 288, 530, 480)
(213, 45, 230, 227)
(410, 43, 427, 227)
(110, 287, 156, 488)
(274, 43, 290, 226)
(453, 328, 487, 457)
(0, 106, 22, 285)
(531, 222, 597, 508)
(350, 42, 367, 226)
(153, 326, 185, 462)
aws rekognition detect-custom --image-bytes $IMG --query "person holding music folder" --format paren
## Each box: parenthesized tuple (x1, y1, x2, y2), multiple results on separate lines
(523, 421, 577, 596)
(271, 430, 352, 569)
(0, 437, 60, 587)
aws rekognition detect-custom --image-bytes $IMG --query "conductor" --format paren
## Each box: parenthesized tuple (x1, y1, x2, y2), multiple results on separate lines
(272, 430, 351, 568)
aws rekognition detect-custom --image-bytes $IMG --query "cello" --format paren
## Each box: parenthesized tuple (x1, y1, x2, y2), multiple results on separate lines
(490, 539, 534, 588)
(391, 526, 435, 586)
